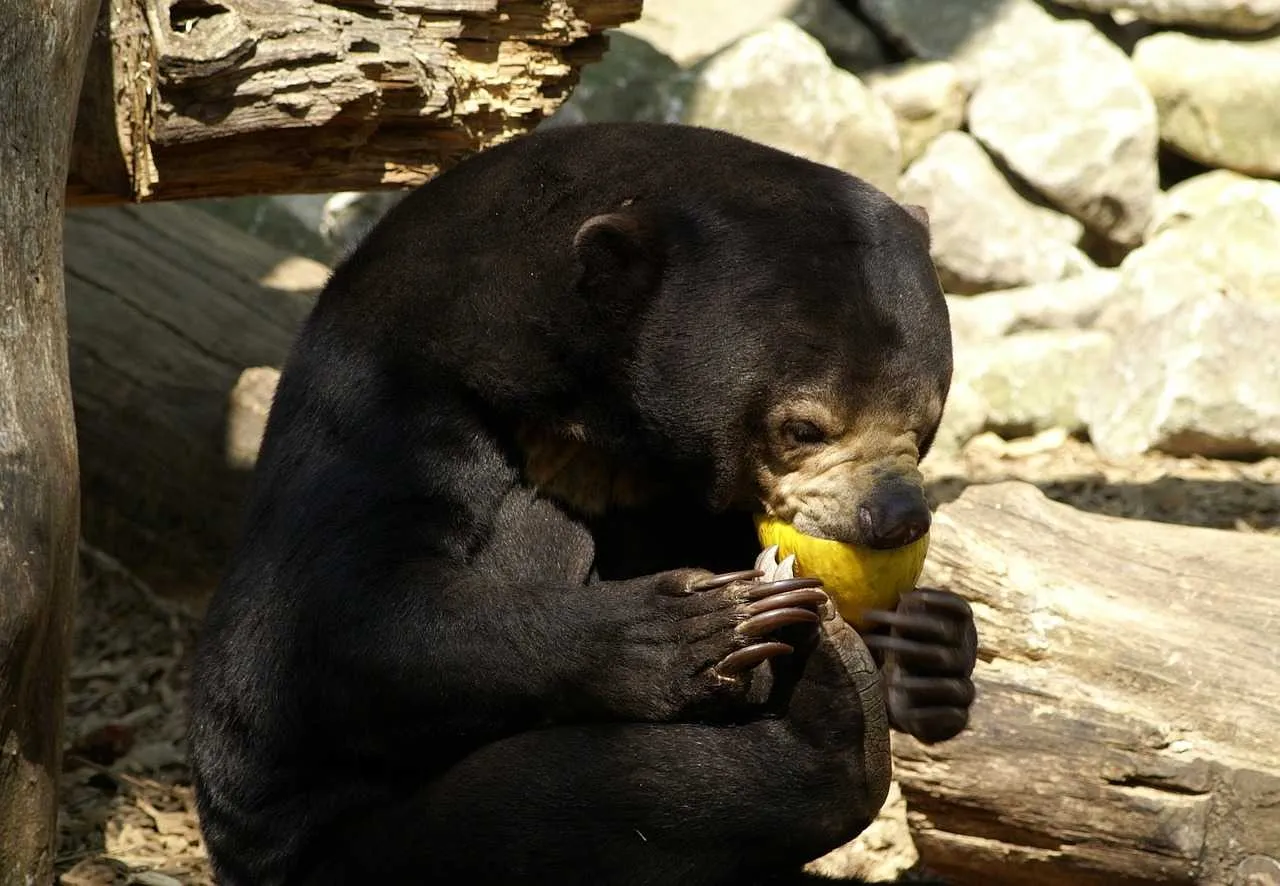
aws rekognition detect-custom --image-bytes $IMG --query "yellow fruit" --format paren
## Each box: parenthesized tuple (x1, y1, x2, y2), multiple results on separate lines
(754, 516, 929, 630)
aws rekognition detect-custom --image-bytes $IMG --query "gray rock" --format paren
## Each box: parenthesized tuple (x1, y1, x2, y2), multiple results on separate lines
(190, 196, 331, 263)
(946, 270, 1121, 342)
(681, 21, 902, 196)
(1048, 0, 1280, 34)
(859, 0, 1061, 87)
(1134, 32, 1280, 178)
(961, 329, 1113, 437)
(312, 191, 407, 261)
(968, 20, 1159, 247)
(544, 32, 689, 128)
(198, 191, 406, 265)
(789, 0, 889, 72)
(931, 378, 989, 456)
(898, 132, 1093, 294)
(1096, 199, 1280, 333)
(1083, 293, 1280, 459)
(865, 61, 968, 165)
(227, 367, 281, 471)
(619, 0, 796, 68)
(1147, 169, 1280, 240)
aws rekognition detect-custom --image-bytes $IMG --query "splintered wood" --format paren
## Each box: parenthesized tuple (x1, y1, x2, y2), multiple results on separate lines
(68, 0, 642, 204)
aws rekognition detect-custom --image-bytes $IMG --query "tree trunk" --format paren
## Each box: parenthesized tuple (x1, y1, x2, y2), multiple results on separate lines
(900, 481, 1280, 886)
(67, 0, 643, 205)
(63, 202, 320, 602)
(0, 1, 99, 882)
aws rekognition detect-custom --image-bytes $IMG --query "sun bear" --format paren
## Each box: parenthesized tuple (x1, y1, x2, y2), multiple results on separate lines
(188, 121, 977, 886)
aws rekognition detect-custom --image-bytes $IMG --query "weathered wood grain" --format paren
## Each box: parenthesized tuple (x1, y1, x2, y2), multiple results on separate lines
(900, 482, 1280, 886)
(67, 0, 643, 204)
(62, 202, 321, 600)
(0, 1, 99, 881)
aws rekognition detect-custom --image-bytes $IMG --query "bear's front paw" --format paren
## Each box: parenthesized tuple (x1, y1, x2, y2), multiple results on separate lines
(683, 567, 829, 679)
(861, 588, 977, 744)
(610, 563, 831, 721)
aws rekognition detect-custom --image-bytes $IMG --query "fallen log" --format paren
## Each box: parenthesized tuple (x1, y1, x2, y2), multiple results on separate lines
(67, 0, 642, 205)
(63, 202, 321, 600)
(901, 481, 1280, 886)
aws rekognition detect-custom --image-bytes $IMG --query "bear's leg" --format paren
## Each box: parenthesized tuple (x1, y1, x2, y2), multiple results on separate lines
(306, 619, 889, 886)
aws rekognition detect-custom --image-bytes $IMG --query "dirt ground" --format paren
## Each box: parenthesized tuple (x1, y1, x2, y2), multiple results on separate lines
(54, 434, 1280, 885)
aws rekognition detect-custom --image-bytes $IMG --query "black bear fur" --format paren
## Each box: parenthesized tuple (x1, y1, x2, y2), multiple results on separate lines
(188, 122, 976, 886)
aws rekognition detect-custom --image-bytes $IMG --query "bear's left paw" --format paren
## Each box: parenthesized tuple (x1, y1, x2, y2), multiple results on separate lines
(861, 588, 977, 745)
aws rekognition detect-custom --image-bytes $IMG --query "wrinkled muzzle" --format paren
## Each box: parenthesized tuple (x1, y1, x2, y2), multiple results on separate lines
(764, 454, 931, 552)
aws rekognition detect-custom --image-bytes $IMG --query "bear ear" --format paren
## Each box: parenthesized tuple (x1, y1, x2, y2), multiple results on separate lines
(573, 210, 658, 288)
(904, 204, 931, 242)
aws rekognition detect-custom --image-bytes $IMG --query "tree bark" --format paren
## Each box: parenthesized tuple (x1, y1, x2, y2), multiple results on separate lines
(0, 1, 99, 882)
(900, 481, 1280, 886)
(67, 0, 643, 205)
(63, 202, 320, 601)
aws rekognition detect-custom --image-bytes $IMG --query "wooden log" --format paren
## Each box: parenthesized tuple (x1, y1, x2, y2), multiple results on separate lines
(899, 481, 1280, 886)
(67, 0, 642, 205)
(63, 202, 321, 601)
(0, 1, 99, 882)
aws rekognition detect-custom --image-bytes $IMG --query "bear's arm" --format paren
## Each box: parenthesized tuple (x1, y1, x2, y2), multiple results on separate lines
(307, 540, 778, 747)
(227, 373, 817, 754)
(267, 482, 797, 755)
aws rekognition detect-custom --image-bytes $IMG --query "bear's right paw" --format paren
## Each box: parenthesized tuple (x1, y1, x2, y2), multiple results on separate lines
(693, 567, 828, 680)
(600, 565, 830, 721)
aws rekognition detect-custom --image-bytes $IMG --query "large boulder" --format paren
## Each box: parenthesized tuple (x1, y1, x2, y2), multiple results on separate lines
(1147, 169, 1280, 240)
(1134, 32, 1280, 178)
(898, 132, 1092, 294)
(1096, 199, 1280, 333)
(620, 0, 887, 71)
(789, 0, 889, 73)
(967, 20, 1159, 247)
(1085, 200, 1280, 460)
(960, 330, 1113, 438)
(946, 270, 1121, 342)
(542, 32, 687, 128)
(1048, 0, 1280, 34)
(865, 61, 968, 165)
(931, 379, 989, 458)
(680, 20, 902, 196)
(618, 0, 797, 68)
(1083, 293, 1280, 460)
(859, 0, 1061, 87)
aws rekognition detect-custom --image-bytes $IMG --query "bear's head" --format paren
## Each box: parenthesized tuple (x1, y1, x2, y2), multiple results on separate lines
(521, 135, 950, 554)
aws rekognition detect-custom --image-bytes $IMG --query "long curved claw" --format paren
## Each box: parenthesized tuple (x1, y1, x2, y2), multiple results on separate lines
(736, 607, 821, 638)
(690, 569, 763, 593)
(862, 634, 954, 671)
(905, 588, 974, 618)
(715, 641, 794, 676)
(889, 675, 976, 708)
(745, 587, 829, 615)
(861, 608, 955, 643)
(742, 577, 824, 601)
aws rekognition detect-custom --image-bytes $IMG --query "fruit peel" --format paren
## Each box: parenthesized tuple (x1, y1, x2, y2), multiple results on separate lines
(754, 515, 929, 629)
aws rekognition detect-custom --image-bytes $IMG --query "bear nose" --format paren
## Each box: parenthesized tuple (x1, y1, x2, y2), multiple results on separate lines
(857, 483, 931, 550)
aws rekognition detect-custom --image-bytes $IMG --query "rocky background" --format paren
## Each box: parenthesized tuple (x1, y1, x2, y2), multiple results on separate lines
(57, 2, 1280, 884)
(202, 0, 1280, 470)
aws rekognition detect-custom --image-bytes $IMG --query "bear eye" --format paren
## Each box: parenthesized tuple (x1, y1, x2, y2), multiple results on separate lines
(780, 419, 828, 447)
